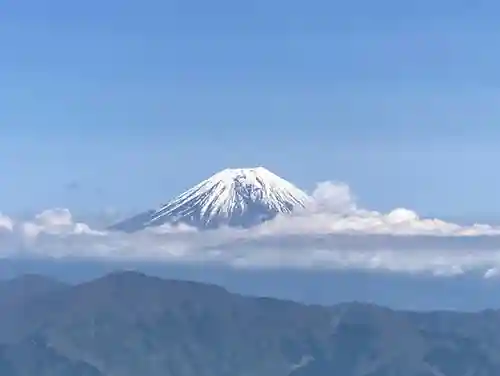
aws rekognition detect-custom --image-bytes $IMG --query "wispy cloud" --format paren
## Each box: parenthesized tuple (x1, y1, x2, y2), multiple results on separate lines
(64, 180, 80, 192)
(2, 181, 500, 278)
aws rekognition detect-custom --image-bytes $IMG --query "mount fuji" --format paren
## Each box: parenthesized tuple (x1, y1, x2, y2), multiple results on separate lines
(110, 167, 311, 232)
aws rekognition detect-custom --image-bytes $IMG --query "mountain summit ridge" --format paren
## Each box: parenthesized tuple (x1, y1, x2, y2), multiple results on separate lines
(110, 167, 311, 232)
(1, 271, 500, 376)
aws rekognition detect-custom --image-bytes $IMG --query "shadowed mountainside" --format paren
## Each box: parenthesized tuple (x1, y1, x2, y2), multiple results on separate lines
(0, 271, 500, 375)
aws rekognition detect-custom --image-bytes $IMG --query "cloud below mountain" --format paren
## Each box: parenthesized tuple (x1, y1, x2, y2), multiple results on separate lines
(2, 181, 500, 277)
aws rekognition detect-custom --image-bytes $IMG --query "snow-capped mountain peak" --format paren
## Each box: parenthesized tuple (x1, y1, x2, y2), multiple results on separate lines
(110, 167, 311, 231)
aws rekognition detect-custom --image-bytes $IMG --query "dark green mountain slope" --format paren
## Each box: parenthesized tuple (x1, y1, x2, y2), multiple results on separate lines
(1, 271, 500, 375)
(0, 336, 102, 376)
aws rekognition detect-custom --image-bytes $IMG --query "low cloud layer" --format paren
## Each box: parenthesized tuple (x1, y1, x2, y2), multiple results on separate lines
(2, 181, 500, 278)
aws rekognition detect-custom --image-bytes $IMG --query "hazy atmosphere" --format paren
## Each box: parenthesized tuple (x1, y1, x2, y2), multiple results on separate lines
(3, 1, 500, 218)
(3, 2, 500, 282)
(3, 2, 500, 376)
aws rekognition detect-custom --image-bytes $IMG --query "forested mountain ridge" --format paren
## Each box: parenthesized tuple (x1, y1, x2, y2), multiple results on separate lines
(0, 271, 498, 376)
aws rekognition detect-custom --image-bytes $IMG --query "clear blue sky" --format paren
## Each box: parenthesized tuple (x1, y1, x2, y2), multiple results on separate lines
(1, 0, 500, 219)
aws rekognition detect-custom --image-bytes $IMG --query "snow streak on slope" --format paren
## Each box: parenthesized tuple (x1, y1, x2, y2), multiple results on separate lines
(111, 167, 312, 231)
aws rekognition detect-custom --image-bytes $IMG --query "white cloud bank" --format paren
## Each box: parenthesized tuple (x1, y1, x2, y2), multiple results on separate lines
(3, 181, 500, 278)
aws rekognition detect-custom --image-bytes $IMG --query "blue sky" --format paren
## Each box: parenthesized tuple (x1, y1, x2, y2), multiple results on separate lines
(2, 0, 500, 220)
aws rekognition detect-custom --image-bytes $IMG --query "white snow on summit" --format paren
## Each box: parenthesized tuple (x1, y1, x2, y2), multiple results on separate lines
(110, 167, 312, 231)
(151, 167, 310, 222)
